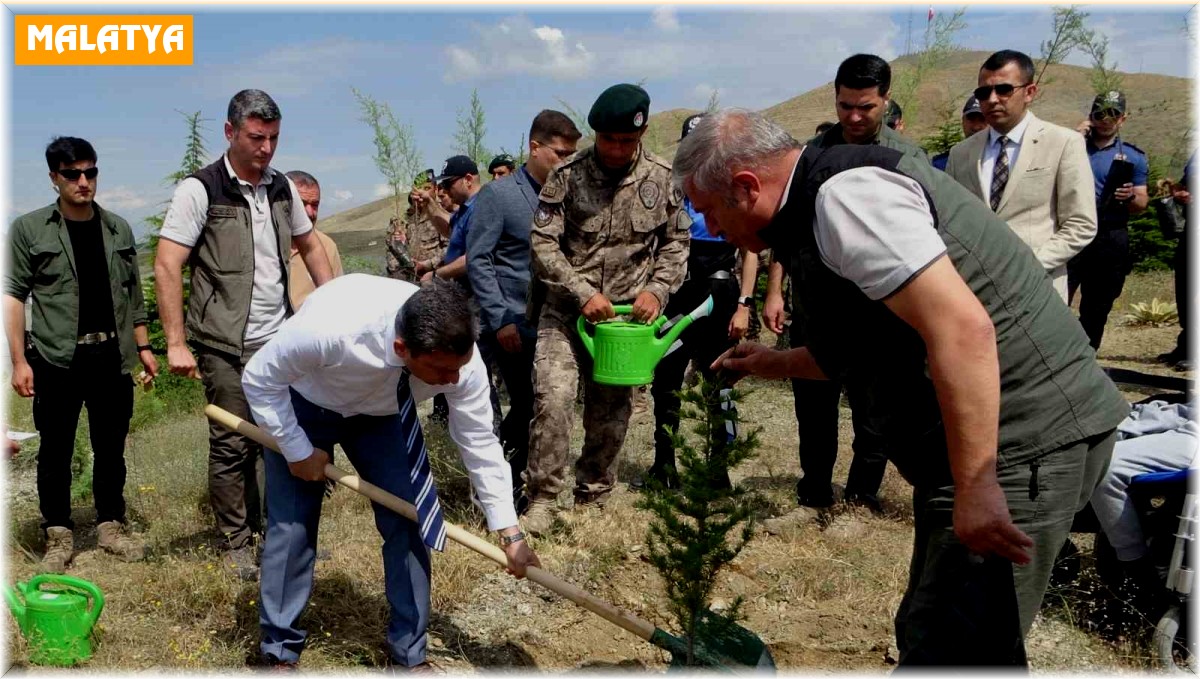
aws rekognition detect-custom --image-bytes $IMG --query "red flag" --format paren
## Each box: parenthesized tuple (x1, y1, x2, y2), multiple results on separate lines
(928, 6, 935, 22)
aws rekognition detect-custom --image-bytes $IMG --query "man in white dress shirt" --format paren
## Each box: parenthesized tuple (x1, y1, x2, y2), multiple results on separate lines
(241, 274, 538, 669)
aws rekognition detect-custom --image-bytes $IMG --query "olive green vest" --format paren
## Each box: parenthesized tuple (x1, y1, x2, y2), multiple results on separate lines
(184, 159, 295, 356)
(766, 144, 1127, 487)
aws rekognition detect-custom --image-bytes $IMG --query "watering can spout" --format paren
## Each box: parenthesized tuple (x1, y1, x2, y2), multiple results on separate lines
(4, 582, 28, 635)
(656, 295, 714, 352)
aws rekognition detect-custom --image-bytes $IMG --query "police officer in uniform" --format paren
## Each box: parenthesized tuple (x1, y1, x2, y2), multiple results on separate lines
(1068, 91, 1150, 350)
(522, 83, 690, 536)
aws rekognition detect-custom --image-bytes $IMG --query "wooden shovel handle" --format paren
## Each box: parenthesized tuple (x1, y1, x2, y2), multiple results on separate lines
(203, 405, 657, 642)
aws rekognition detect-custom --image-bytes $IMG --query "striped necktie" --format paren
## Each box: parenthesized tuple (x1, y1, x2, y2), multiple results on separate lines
(990, 135, 1010, 212)
(398, 368, 447, 552)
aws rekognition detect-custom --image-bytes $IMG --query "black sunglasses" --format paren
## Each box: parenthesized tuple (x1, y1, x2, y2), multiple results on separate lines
(1090, 110, 1121, 122)
(973, 83, 1031, 101)
(437, 176, 461, 190)
(57, 167, 99, 181)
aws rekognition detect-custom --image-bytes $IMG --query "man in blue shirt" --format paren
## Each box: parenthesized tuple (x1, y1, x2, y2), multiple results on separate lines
(1067, 91, 1150, 350)
(424, 155, 481, 285)
(931, 96, 987, 171)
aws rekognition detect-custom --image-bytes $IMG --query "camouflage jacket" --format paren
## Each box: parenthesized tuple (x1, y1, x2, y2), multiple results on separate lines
(530, 145, 690, 314)
(407, 210, 448, 267)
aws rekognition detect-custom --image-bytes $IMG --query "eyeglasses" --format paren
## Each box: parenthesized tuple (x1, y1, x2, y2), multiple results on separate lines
(1090, 110, 1121, 122)
(972, 83, 1031, 101)
(56, 167, 99, 181)
(437, 176, 461, 190)
(534, 140, 574, 159)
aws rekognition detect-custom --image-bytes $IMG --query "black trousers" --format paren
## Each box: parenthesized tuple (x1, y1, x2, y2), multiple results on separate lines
(789, 325, 888, 506)
(480, 320, 537, 482)
(1067, 229, 1129, 350)
(30, 341, 133, 532)
(650, 274, 740, 467)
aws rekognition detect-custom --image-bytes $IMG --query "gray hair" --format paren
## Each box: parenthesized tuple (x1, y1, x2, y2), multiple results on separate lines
(285, 170, 319, 189)
(672, 108, 801, 197)
(227, 89, 281, 129)
(394, 279, 479, 356)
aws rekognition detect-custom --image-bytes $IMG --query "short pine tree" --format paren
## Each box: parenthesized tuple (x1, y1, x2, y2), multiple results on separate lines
(637, 375, 761, 665)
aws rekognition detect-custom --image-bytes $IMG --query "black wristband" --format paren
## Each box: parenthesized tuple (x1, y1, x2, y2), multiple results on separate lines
(137, 344, 154, 352)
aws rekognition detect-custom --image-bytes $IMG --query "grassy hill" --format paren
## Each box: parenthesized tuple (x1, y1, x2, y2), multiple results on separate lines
(322, 50, 1191, 262)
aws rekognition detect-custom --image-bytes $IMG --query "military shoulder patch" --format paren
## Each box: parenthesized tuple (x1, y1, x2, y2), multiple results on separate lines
(534, 203, 558, 228)
(638, 179, 661, 210)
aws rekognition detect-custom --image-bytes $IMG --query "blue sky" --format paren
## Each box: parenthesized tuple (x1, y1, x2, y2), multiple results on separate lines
(3, 3, 1194, 239)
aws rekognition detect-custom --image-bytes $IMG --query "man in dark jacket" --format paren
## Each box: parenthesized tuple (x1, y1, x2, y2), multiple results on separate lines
(466, 110, 581, 489)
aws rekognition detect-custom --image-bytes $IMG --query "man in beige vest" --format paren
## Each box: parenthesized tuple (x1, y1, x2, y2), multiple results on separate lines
(285, 171, 343, 309)
(946, 50, 1096, 301)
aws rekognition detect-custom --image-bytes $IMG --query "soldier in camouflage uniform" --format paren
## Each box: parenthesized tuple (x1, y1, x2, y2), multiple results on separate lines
(521, 84, 691, 536)
(385, 211, 417, 282)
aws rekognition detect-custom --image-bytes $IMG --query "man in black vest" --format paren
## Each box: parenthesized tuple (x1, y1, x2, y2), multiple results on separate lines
(675, 109, 1128, 666)
(155, 89, 334, 579)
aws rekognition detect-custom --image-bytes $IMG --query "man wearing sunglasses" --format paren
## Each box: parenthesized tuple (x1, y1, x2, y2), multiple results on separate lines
(1067, 91, 1150, 350)
(415, 155, 480, 285)
(4, 136, 159, 572)
(466, 111, 581, 499)
(946, 50, 1097, 302)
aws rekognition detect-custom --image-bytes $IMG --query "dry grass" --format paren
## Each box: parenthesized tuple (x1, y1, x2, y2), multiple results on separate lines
(4, 272, 1188, 672)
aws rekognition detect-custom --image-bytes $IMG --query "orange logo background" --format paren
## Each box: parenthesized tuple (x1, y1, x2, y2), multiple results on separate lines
(14, 15, 194, 66)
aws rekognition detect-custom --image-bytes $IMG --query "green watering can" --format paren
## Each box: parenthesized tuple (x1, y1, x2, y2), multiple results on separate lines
(4, 574, 105, 666)
(577, 296, 715, 386)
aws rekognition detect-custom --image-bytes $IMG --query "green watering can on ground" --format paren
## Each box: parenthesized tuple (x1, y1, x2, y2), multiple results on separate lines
(4, 574, 105, 666)
(577, 296, 715, 386)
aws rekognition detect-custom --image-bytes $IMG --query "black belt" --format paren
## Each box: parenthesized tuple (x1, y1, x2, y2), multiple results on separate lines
(76, 331, 116, 345)
(683, 269, 732, 283)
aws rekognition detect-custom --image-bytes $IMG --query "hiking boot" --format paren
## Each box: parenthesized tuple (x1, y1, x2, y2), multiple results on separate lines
(222, 545, 260, 581)
(40, 527, 73, 573)
(573, 488, 612, 509)
(97, 520, 146, 562)
(521, 498, 558, 538)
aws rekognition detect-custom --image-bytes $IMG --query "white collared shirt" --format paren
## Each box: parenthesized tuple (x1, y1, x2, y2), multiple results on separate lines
(979, 113, 1032, 207)
(160, 155, 313, 343)
(241, 274, 517, 531)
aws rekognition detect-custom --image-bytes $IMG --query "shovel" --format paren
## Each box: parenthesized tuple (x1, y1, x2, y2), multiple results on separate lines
(205, 405, 774, 671)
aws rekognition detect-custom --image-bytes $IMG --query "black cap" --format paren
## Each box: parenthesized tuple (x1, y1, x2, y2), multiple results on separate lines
(1091, 90, 1127, 116)
(487, 154, 516, 174)
(588, 83, 651, 133)
(962, 96, 983, 116)
(680, 113, 704, 141)
(433, 155, 479, 184)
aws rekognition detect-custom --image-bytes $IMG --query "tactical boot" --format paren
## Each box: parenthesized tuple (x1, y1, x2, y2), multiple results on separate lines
(222, 544, 260, 582)
(521, 498, 558, 538)
(40, 527, 73, 573)
(97, 521, 146, 562)
(572, 488, 612, 509)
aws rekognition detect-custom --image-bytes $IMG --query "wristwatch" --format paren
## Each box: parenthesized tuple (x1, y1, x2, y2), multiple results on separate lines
(499, 531, 526, 547)
(736, 296, 754, 308)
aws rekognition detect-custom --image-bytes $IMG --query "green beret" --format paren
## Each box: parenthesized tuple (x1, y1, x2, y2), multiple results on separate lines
(588, 83, 650, 133)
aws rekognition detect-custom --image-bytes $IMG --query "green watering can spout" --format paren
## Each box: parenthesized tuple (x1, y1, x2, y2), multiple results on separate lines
(576, 296, 715, 386)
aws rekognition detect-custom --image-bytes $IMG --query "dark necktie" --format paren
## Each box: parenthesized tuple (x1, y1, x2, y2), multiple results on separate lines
(398, 369, 446, 552)
(990, 135, 1010, 212)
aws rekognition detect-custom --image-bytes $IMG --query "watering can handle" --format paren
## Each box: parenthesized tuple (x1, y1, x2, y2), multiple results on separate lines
(3, 583, 26, 631)
(26, 574, 105, 628)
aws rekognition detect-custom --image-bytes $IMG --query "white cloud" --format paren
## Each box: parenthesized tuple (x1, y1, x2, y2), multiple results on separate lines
(652, 7, 680, 33)
(692, 83, 716, 104)
(334, 190, 353, 202)
(97, 186, 150, 211)
(443, 16, 595, 82)
(188, 37, 407, 98)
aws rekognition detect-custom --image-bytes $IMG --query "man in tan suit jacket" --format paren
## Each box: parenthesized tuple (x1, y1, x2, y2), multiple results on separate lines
(946, 50, 1096, 301)
(285, 171, 343, 309)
